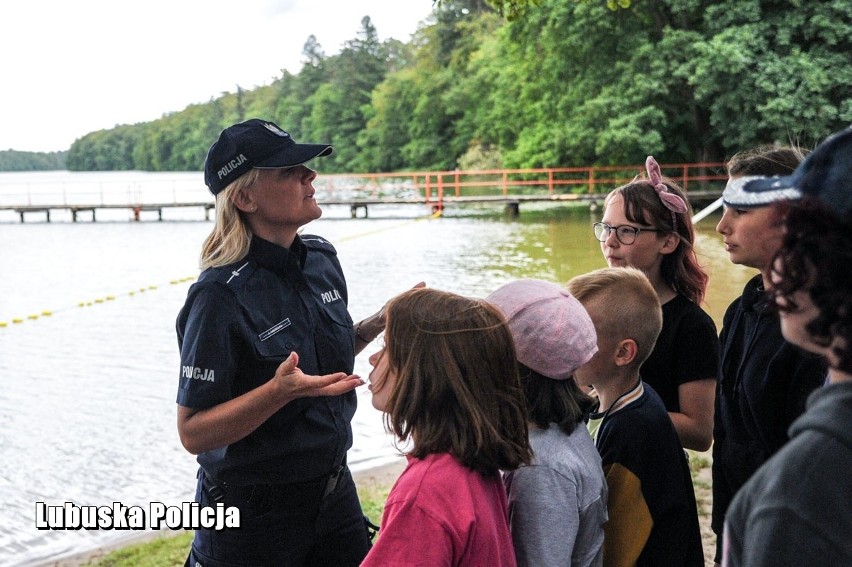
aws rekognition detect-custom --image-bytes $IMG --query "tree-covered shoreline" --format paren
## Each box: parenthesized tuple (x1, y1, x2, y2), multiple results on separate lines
(0, 149, 67, 171)
(8, 0, 851, 173)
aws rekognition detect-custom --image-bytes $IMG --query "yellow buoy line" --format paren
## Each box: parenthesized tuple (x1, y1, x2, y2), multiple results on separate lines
(0, 276, 197, 328)
(0, 211, 441, 329)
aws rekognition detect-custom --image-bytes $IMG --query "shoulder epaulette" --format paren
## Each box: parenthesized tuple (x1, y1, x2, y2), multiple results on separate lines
(301, 234, 338, 255)
(197, 260, 258, 287)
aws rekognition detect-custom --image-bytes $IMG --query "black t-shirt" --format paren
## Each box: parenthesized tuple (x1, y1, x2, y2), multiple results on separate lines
(639, 294, 719, 412)
(591, 383, 705, 567)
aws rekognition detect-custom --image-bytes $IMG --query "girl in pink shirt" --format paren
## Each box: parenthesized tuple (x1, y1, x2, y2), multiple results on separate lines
(362, 288, 532, 567)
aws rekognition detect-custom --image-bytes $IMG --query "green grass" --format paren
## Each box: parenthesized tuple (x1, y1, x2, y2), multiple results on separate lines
(83, 482, 392, 566)
(687, 450, 713, 519)
(81, 531, 193, 567)
(356, 477, 394, 527)
(688, 452, 711, 474)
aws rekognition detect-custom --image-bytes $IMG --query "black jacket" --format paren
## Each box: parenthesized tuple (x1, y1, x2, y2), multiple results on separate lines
(711, 275, 826, 538)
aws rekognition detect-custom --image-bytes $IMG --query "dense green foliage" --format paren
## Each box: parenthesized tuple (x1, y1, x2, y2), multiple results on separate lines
(0, 149, 66, 171)
(52, 0, 851, 173)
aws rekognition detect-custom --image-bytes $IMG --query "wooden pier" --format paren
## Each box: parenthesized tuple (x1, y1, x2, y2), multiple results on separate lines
(0, 162, 727, 222)
(1, 190, 725, 222)
(5, 202, 216, 223)
(4, 196, 580, 222)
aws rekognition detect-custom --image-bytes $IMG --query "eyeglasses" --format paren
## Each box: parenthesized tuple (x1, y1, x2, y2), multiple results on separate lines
(593, 222, 664, 245)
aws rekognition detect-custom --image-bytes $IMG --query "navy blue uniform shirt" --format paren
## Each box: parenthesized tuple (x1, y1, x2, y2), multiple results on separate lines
(176, 234, 356, 486)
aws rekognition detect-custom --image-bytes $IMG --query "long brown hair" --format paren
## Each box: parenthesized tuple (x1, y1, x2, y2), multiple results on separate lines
(605, 177, 708, 304)
(382, 288, 532, 475)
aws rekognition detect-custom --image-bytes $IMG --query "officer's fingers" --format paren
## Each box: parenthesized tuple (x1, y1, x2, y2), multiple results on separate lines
(315, 375, 364, 397)
(276, 352, 300, 377)
(308, 372, 361, 391)
(285, 372, 362, 398)
(273, 353, 312, 397)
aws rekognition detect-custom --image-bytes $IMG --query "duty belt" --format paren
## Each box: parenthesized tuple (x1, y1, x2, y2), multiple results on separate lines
(201, 462, 347, 509)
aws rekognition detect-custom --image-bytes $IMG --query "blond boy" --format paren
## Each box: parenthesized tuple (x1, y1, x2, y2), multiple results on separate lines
(567, 267, 703, 567)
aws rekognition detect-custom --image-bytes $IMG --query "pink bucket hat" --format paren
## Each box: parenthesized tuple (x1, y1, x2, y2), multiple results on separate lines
(486, 279, 598, 380)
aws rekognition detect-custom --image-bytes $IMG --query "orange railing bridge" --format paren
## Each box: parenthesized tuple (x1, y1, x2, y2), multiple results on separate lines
(322, 162, 726, 218)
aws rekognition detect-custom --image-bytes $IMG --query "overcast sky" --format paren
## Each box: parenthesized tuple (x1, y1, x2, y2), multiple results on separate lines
(2, 0, 435, 153)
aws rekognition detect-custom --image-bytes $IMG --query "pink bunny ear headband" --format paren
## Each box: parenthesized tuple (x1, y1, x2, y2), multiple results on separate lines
(645, 156, 688, 230)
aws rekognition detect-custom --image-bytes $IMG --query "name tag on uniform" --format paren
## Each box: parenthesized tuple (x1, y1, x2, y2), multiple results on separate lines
(259, 318, 291, 342)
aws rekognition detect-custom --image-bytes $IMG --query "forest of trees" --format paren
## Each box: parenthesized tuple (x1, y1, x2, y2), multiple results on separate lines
(0, 150, 67, 171)
(12, 0, 852, 173)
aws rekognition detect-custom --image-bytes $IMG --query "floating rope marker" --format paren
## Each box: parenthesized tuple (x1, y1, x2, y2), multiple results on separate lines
(4, 274, 200, 330)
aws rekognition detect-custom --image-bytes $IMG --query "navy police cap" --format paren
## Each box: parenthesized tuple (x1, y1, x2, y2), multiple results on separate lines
(203, 119, 333, 195)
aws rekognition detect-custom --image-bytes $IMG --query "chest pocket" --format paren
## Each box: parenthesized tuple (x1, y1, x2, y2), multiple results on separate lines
(246, 292, 355, 375)
(249, 301, 312, 360)
(314, 299, 356, 374)
(321, 295, 354, 329)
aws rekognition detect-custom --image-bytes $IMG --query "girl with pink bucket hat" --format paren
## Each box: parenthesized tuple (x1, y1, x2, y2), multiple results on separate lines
(487, 279, 608, 567)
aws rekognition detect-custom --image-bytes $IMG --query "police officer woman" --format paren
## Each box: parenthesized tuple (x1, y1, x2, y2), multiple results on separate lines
(176, 119, 391, 566)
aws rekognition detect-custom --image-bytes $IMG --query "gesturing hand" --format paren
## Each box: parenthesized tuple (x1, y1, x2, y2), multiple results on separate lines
(274, 352, 364, 402)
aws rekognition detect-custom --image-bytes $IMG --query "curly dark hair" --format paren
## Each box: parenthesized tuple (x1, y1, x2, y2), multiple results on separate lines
(770, 199, 852, 373)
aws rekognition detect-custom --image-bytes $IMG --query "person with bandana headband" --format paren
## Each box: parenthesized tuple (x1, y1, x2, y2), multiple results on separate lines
(711, 143, 828, 565)
(721, 126, 852, 566)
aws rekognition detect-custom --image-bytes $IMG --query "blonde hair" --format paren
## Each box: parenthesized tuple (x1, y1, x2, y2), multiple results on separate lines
(199, 169, 262, 269)
(566, 267, 662, 368)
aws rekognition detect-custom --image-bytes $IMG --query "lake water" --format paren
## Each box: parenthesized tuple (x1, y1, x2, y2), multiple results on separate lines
(0, 172, 755, 566)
